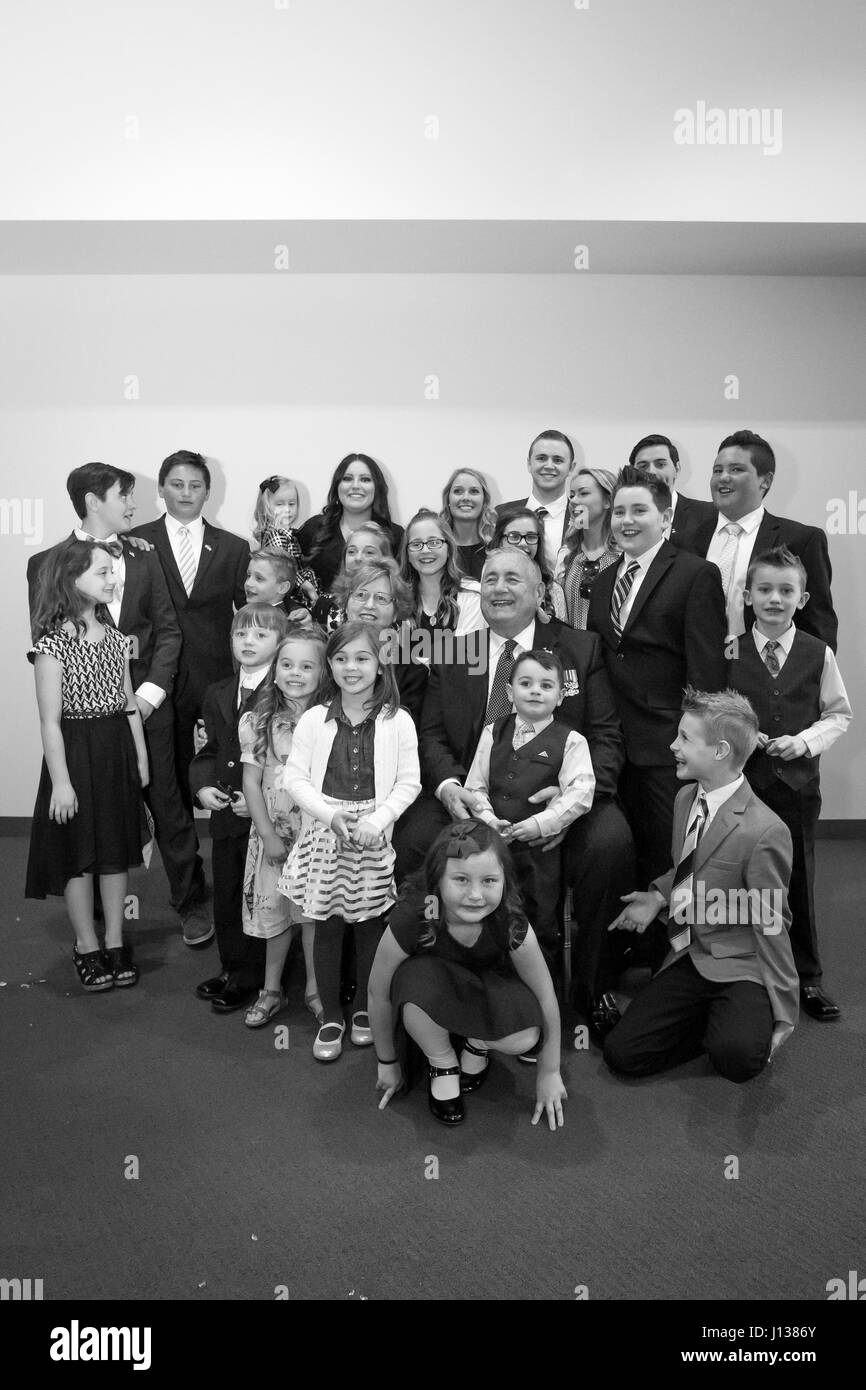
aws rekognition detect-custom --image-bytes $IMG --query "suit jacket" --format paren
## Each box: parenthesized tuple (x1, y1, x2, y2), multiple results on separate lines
(419, 618, 624, 801)
(497, 497, 570, 551)
(131, 516, 250, 714)
(588, 541, 728, 765)
(687, 509, 837, 652)
(651, 781, 798, 1030)
(669, 493, 717, 551)
(188, 676, 253, 840)
(26, 534, 181, 731)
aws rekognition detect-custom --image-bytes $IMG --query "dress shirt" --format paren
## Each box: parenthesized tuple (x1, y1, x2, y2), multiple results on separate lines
(706, 505, 764, 636)
(613, 538, 666, 628)
(694, 774, 745, 831)
(237, 664, 270, 709)
(165, 512, 206, 577)
(663, 489, 680, 537)
(751, 626, 852, 755)
(465, 715, 595, 838)
(75, 526, 164, 710)
(527, 490, 569, 576)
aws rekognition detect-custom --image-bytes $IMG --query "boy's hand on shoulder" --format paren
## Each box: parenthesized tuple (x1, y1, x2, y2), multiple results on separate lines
(125, 535, 154, 552)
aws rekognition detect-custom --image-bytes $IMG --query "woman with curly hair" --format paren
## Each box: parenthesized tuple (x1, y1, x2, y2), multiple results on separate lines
(439, 468, 497, 580)
(398, 509, 483, 638)
(298, 453, 404, 591)
(367, 821, 566, 1128)
(489, 507, 567, 622)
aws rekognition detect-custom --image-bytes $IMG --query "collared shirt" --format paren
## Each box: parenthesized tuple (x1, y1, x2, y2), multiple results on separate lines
(695, 774, 745, 830)
(706, 505, 765, 636)
(165, 511, 206, 577)
(322, 695, 376, 800)
(614, 537, 666, 628)
(465, 717, 595, 838)
(751, 626, 852, 755)
(237, 663, 270, 710)
(75, 526, 165, 710)
(527, 489, 569, 576)
(664, 488, 680, 537)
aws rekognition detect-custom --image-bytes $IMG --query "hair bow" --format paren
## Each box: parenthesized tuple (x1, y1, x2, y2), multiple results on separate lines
(444, 822, 484, 859)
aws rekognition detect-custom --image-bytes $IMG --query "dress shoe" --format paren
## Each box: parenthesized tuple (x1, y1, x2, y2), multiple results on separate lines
(350, 1011, 374, 1047)
(589, 992, 622, 1044)
(313, 1021, 346, 1062)
(195, 970, 230, 1001)
(459, 1040, 490, 1093)
(181, 904, 215, 948)
(428, 1064, 465, 1124)
(211, 983, 258, 1014)
(800, 984, 841, 1021)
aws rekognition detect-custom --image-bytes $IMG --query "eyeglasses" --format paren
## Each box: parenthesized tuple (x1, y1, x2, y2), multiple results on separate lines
(259, 476, 282, 494)
(407, 538, 446, 552)
(578, 558, 602, 601)
(503, 531, 539, 547)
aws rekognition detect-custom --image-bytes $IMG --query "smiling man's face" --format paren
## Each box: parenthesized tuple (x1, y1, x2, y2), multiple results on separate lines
(480, 550, 544, 636)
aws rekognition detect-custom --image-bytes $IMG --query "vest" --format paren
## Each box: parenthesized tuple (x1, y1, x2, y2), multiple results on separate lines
(488, 714, 571, 823)
(728, 630, 824, 792)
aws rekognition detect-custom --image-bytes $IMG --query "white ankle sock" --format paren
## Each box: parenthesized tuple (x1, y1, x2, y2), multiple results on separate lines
(428, 1049, 460, 1100)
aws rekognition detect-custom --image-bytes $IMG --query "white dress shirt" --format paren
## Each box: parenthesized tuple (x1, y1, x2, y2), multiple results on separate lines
(706, 505, 765, 636)
(694, 774, 745, 831)
(751, 626, 852, 755)
(75, 526, 164, 710)
(614, 537, 666, 628)
(237, 664, 270, 709)
(165, 512, 205, 578)
(527, 490, 569, 576)
(465, 714, 595, 838)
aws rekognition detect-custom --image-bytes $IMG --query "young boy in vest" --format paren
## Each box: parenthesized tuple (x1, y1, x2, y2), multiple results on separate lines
(729, 547, 852, 1021)
(464, 649, 596, 962)
(604, 688, 799, 1083)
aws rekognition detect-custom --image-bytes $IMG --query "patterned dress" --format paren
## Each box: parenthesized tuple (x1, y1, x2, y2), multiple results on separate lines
(259, 525, 319, 612)
(239, 711, 304, 938)
(25, 625, 146, 898)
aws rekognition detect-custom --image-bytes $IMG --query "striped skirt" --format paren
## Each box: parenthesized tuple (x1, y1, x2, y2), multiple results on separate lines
(276, 797, 396, 922)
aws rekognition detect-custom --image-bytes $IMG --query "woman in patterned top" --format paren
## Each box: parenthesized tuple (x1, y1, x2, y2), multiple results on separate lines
(26, 537, 149, 992)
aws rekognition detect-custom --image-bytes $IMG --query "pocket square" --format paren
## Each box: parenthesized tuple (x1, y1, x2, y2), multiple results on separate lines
(537, 750, 549, 758)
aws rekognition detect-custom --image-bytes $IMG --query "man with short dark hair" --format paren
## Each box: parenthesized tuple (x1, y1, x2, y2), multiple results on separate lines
(629, 432, 716, 550)
(498, 430, 576, 575)
(27, 463, 211, 946)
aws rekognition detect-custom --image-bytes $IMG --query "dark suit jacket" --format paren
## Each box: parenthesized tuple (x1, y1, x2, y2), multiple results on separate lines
(687, 509, 837, 652)
(669, 493, 717, 551)
(419, 618, 624, 800)
(497, 497, 570, 550)
(188, 676, 252, 841)
(588, 541, 728, 765)
(651, 781, 798, 1030)
(26, 534, 181, 731)
(131, 516, 250, 714)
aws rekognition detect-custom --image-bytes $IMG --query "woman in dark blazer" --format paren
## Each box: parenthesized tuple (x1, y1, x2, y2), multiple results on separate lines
(297, 453, 403, 591)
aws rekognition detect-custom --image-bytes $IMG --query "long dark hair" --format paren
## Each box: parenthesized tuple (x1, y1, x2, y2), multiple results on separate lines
(489, 506, 556, 587)
(318, 619, 401, 721)
(32, 536, 117, 639)
(402, 821, 529, 950)
(248, 625, 328, 763)
(398, 509, 466, 629)
(306, 454, 395, 568)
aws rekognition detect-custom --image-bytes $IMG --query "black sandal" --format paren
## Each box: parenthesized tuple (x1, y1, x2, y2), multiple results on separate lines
(104, 945, 139, 988)
(428, 1063, 464, 1125)
(72, 947, 114, 992)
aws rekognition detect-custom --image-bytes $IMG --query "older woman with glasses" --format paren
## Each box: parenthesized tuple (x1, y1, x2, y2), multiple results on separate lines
(488, 507, 567, 622)
(555, 468, 620, 630)
(399, 509, 483, 637)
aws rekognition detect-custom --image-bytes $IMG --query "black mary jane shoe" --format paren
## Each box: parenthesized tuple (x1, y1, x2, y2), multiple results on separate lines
(459, 1040, 490, 1094)
(428, 1063, 465, 1125)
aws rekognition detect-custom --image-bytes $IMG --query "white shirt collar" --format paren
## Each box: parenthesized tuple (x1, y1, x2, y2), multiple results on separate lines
(619, 537, 666, 574)
(752, 622, 796, 655)
(74, 526, 119, 544)
(239, 664, 270, 691)
(489, 620, 537, 657)
(669, 488, 680, 510)
(713, 505, 764, 537)
(527, 490, 568, 517)
(516, 713, 554, 736)
(165, 512, 205, 539)
(697, 773, 745, 819)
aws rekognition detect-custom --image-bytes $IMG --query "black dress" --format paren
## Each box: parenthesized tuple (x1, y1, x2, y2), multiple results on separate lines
(25, 627, 146, 898)
(456, 541, 487, 581)
(298, 515, 405, 591)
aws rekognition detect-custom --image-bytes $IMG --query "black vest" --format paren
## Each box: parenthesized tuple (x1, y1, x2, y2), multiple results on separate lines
(728, 630, 824, 791)
(489, 714, 571, 822)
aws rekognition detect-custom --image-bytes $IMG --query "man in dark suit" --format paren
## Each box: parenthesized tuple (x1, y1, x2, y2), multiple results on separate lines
(685, 429, 837, 651)
(27, 462, 211, 945)
(498, 429, 575, 577)
(629, 433, 716, 550)
(131, 450, 250, 806)
(589, 466, 728, 889)
(393, 547, 636, 1024)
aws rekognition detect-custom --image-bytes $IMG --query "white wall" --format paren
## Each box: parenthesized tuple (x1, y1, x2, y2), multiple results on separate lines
(2, 271, 863, 818)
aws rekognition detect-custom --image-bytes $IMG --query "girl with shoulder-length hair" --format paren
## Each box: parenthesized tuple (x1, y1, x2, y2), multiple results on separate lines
(439, 468, 497, 580)
(555, 467, 620, 630)
(297, 453, 404, 591)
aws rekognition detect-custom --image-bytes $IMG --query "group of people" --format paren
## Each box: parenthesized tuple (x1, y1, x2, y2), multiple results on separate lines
(24, 428, 851, 1129)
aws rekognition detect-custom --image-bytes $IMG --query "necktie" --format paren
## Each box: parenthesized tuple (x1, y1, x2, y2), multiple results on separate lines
(535, 506, 549, 522)
(513, 718, 535, 750)
(668, 792, 709, 953)
(763, 639, 780, 676)
(177, 526, 197, 597)
(715, 522, 743, 604)
(485, 638, 517, 725)
(610, 560, 639, 639)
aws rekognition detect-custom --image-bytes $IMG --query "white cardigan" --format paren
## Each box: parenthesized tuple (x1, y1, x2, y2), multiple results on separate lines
(278, 703, 421, 839)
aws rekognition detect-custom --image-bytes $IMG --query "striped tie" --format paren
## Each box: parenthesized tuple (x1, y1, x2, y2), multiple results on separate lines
(763, 639, 780, 676)
(485, 638, 517, 725)
(177, 526, 197, 597)
(610, 560, 639, 639)
(668, 792, 709, 953)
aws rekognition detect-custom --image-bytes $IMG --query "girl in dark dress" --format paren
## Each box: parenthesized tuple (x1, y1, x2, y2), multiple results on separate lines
(368, 821, 567, 1128)
(297, 454, 404, 592)
(26, 538, 149, 992)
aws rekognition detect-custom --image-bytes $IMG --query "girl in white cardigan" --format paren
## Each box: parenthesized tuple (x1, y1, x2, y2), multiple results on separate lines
(277, 621, 421, 1062)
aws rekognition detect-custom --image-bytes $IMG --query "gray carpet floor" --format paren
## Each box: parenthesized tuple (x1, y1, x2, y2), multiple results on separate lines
(1, 836, 862, 1302)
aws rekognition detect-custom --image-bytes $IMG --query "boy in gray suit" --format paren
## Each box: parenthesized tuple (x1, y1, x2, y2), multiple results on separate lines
(603, 688, 798, 1083)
